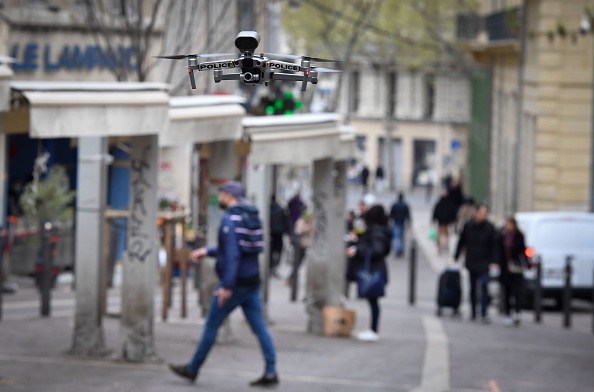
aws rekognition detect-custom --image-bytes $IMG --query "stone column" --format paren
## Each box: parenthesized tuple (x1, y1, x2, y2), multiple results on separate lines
(246, 159, 272, 318)
(200, 140, 235, 343)
(327, 160, 347, 307)
(70, 137, 109, 356)
(306, 158, 334, 334)
(120, 135, 159, 362)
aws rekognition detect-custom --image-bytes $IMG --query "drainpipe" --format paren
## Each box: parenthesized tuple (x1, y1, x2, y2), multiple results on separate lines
(512, 1, 527, 213)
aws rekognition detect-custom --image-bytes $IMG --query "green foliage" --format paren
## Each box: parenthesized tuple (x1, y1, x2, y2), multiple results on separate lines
(20, 165, 75, 224)
(281, 0, 477, 69)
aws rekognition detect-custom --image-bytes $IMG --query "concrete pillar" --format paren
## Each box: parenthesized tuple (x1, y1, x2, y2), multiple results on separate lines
(327, 161, 347, 307)
(120, 135, 159, 362)
(71, 137, 109, 356)
(246, 158, 272, 317)
(200, 140, 235, 343)
(306, 158, 334, 334)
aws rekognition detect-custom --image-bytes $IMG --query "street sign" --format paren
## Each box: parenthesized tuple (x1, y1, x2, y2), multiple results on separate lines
(451, 139, 461, 151)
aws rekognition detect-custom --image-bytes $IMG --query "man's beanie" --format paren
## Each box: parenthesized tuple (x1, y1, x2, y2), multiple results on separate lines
(219, 181, 245, 199)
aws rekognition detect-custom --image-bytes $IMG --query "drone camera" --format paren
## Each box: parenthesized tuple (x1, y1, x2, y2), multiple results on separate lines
(235, 31, 260, 51)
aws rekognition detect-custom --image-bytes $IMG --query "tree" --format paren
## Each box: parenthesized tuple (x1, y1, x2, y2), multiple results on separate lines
(281, 0, 477, 110)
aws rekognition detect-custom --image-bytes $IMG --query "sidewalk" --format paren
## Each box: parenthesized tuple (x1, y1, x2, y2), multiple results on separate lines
(1, 187, 594, 392)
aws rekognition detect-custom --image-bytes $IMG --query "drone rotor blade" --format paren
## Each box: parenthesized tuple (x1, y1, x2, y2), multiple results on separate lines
(308, 56, 343, 63)
(264, 52, 301, 61)
(312, 67, 341, 73)
(198, 53, 236, 58)
(154, 54, 193, 60)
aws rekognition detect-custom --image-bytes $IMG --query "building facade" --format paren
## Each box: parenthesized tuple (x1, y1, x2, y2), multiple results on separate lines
(338, 66, 470, 193)
(461, 0, 594, 217)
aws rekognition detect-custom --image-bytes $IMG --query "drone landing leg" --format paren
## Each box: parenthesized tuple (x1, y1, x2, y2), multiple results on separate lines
(188, 68, 196, 89)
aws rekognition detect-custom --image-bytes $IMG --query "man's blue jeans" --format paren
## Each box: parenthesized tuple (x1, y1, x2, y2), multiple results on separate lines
(392, 223, 405, 256)
(468, 270, 491, 318)
(189, 284, 276, 375)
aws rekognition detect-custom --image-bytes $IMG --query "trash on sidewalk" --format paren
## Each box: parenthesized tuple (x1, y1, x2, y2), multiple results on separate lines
(322, 306, 356, 337)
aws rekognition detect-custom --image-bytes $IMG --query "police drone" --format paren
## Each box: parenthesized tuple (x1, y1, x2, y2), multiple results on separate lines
(155, 31, 341, 91)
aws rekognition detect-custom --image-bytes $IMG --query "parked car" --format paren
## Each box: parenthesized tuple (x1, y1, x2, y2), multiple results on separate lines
(515, 212, 594, 306)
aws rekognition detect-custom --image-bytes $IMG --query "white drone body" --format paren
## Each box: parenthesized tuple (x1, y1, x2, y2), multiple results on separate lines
(156, 31, 341, 91)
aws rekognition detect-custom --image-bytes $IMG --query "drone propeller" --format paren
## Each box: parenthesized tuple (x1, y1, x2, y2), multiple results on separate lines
(264, 53, 342, 63)
(311, 67, 341, 73)
(154, 53, 235, 60)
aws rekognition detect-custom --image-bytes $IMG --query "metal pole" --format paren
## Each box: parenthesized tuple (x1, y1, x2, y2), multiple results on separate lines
(563, 256, 573, 329)
(0, 229, 5, 321)
(590, 37, 594, 212)
(40, 223, 53, 317)
(181, 220, 187, 319)
(591, 267, 594, 334)
(409, 239, 417, 306)
(534, 255, 542, 323)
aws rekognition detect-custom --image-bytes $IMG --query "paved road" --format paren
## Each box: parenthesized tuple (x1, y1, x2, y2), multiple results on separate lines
(1, 186, 593, 391)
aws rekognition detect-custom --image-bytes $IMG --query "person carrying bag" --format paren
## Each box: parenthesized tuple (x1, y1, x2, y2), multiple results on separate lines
(346, 205, 391, 342)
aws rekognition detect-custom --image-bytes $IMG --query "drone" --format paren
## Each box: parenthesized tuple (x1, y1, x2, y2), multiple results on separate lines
(155, 31, 341, 91)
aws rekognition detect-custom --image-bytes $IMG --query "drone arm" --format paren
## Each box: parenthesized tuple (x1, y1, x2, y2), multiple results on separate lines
(213, 71, 242, 83)
(270, 72, 303, 82)
(188, 67, 196, 89)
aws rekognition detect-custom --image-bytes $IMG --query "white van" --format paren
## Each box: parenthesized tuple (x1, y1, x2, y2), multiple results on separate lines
(515, 212, 594, 305)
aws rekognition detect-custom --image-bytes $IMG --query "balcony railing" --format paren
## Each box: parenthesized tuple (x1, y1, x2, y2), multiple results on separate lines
(485, 7, 522, 41)
(456, 12, 482, 40)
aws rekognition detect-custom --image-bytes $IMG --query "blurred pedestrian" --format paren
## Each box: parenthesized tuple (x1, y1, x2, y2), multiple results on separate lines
(169, 181, 279, 387)
(497, 216, 527, 326)
(432, 190, 457, 254)
(360, 165, 370, 193)
(269, 195, 289, 279)
(346, 205, 391, 342)
(287, 211, 314, 288)
(375, 161, 385, 193)
(447, 178, 465, 214)
(456, 197, 477, 234)
(453, 204, 497, 324)
(287, 191, 305, 239)
(345, 210, 356, 233)
(389, 192, 411, 258)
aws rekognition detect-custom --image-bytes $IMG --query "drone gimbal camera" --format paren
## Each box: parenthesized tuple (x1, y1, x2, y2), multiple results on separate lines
(155, 31, 341, 91)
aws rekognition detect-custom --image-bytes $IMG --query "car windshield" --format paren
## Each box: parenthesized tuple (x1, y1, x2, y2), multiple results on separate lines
(533, 219, 594, 249)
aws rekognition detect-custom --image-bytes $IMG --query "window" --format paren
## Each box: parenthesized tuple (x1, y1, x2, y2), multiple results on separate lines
(388, 72, 397, 117)
(351, 71, 360, 113)
(424, 74, 435, 120)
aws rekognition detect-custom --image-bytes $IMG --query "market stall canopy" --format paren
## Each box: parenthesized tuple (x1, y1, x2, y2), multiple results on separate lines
(161, 95, 246, 146)
(4, 81, 170, 138)
(243, 113, 344, 165)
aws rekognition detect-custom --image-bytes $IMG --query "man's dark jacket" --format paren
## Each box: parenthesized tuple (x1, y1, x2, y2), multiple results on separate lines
(454, 219, 497, 273)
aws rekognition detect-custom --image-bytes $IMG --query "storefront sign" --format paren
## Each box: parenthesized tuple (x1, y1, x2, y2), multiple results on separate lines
(10, 43, 137, 72)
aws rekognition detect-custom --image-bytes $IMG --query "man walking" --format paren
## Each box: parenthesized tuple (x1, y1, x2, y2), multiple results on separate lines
(453, 204, 497, 323)
(168, 181, 279, 387)
(389, 192, 411, 258)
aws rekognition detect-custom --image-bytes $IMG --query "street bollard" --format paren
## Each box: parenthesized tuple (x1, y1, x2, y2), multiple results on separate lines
(534, 256, 542, 324)
(409, 239, 417, 306)
(563, 256, 573, 329)
(40, 222, 54, 317)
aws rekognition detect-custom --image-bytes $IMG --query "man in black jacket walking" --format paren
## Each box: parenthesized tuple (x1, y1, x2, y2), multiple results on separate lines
(389, 192, 411, 258)
(454, 204, 497, 323)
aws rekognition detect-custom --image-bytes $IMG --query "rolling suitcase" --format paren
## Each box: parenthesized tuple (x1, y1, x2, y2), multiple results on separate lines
(436, 267, 461, 317)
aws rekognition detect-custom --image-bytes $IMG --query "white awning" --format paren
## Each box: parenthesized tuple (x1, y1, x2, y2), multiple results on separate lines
(161, 95, 246, 146)
(243, 113, 344, 165)
(10, 81, 170, 138)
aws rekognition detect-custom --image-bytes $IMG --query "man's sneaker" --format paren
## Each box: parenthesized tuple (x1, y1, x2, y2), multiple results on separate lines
(250, 374, 279, 387)
(168, 363, 198, 383)
(503, 316, 514, 327)
(356, 330, 379, 342)
(481, 316, 491, 325)
(513, 313, 521, 326)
